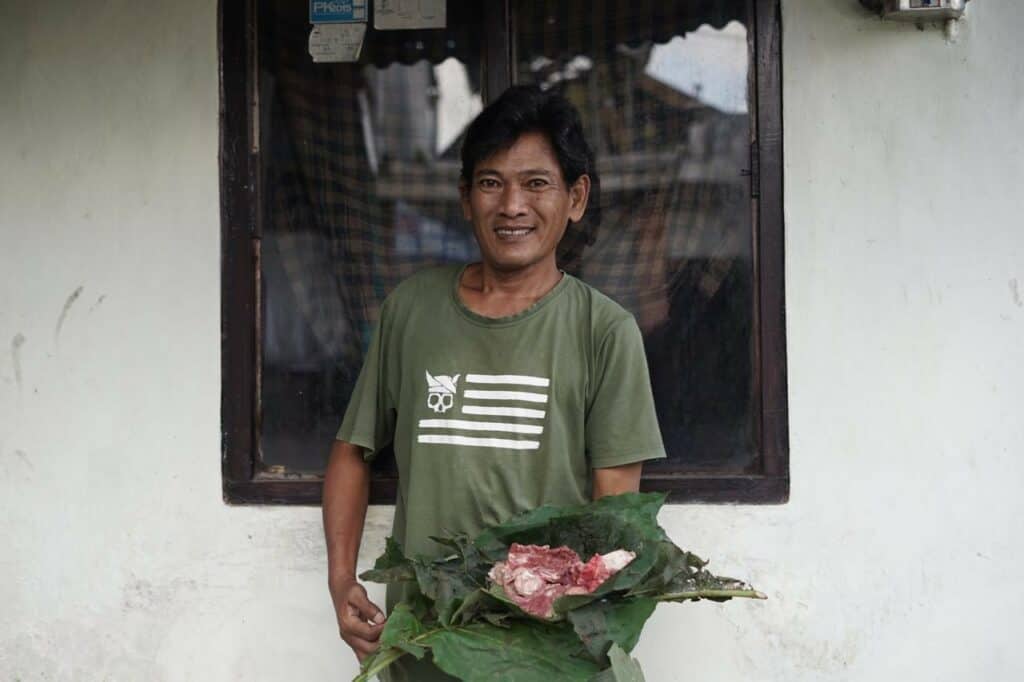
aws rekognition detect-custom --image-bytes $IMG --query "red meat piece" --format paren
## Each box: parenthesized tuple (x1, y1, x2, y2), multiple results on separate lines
(488, 544, 636, 618)
(572, 554, 614, 592)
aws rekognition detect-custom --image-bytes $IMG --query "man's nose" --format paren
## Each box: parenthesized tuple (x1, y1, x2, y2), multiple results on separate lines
(498, 185, 527, 217)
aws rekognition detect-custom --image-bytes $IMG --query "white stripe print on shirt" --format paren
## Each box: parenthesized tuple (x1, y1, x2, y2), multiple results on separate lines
(417, 372, 549, 450)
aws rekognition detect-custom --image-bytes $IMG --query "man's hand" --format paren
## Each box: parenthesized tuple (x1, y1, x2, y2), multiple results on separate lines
(331, 576, 386, 662)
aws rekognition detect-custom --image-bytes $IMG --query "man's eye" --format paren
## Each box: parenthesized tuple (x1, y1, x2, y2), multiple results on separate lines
(478, 179, 500, 190)
(527, 178, 550, 189)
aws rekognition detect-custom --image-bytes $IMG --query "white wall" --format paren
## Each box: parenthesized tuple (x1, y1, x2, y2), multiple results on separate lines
(1, 1, 1021, 680)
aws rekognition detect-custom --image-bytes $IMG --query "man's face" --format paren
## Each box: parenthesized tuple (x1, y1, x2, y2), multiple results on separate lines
(461, 132, 590, 274)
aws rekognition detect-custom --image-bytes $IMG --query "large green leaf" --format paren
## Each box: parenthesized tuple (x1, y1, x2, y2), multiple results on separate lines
(589, 644, 647, 682)
(472, 492, 668, 620)
(414, 557, 486, 626)
(470, 505, 567, 560)
(359, 536, 417, 584)
(567, 598, 657, 662)
(450, 588, 512, 626)
(423, 621, 603, 682)
(353, 603, 429, 682)
(365, 533, 497, 627)
(472, 493, 667, 560)
(356, 493, 763, 682)
(379, 602, 428, 650)
(629, 541, 764, 603)
(353, 647, 409, 682)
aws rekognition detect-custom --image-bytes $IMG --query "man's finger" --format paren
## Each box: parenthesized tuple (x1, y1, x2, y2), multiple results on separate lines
(342, 612, 385, 641)
(344, 633, 382, 659)
(349, 589, 386, 624)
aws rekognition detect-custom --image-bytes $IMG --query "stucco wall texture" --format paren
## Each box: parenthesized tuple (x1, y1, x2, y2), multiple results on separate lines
(2, 1, 1022, 680)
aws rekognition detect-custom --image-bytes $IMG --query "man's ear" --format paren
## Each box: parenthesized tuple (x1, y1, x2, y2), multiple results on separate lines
(567, 174, 591, 224)
(459, 180, 472, 221)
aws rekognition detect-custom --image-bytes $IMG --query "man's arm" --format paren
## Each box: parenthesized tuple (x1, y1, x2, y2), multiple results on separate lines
(323, 440, 386, 661)
(592, 461, 643, 499)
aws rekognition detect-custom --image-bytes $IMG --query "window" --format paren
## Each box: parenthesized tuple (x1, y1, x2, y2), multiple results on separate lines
(221, 0, 787, 504)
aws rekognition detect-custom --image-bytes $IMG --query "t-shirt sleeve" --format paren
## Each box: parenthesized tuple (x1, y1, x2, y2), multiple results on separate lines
(335, 309, 396, 462)
(585, 316, 667, 469)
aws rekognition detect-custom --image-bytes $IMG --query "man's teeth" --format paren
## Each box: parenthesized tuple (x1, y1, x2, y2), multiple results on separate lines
(496, 228, 532, 236)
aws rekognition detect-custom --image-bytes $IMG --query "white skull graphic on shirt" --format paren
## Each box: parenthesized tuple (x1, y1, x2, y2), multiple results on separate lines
(425, 371, 460, 414)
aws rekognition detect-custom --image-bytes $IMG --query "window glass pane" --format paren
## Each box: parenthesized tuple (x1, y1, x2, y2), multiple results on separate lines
(514, 0, 756, 472)
(257, 0, 482, 474)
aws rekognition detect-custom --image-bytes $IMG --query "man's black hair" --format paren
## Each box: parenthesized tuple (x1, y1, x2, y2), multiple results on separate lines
(459, 85, 601, 232)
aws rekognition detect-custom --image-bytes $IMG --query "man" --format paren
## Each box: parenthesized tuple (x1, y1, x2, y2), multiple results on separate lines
(323, 86, 666, 681)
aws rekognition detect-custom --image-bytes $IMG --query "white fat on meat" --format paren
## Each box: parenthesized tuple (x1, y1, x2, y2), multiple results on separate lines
(512, 568, 545, 596)
(599, 550, 636, 573)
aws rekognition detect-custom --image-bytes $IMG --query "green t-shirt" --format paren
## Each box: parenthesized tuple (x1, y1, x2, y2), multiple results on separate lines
(336, 264, 665, 681)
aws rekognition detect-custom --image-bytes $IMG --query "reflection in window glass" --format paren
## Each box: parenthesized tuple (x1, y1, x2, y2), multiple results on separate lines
(255, 0, 757, 476)
(257, 0, 482, 474)
(515, 2, 756, 472)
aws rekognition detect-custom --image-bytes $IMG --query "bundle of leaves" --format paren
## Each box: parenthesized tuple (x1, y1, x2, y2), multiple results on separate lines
(354, 493, 764, 682)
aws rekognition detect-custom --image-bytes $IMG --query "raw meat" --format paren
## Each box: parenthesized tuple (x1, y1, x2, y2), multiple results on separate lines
(488, 543, 636, 618)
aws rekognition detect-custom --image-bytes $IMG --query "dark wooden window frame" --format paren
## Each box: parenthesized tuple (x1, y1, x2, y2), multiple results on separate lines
(220, 0, 788, 505)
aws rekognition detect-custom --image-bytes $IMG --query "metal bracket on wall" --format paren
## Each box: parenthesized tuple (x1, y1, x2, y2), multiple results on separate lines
(859, 0, 971, 39)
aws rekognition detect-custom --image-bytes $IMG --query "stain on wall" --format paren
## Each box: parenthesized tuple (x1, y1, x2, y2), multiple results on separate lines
(55, 285, 84, 343)
(10, 333, 26, 391)
(1010, 278, 1022, 307)
(13, 450, 33, 470)
(88, 294, 107, 314)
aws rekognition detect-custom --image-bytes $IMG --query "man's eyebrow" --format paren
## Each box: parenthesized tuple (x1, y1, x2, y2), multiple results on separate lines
(473, 168, 556, 176)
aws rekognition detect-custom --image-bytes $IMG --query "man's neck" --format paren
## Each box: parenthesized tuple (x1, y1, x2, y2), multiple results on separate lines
(458, 260, 563, 318)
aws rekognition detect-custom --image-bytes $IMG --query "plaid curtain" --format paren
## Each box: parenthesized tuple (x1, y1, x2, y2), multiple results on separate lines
(259, 0, 755, 471)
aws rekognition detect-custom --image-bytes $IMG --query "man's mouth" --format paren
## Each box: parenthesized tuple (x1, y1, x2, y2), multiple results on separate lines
(494, 226, 535, 240)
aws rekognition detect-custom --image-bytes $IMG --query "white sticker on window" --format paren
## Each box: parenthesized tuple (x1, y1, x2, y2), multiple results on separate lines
(308, 22, 367, 63)
(374, 0, 445, 30)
